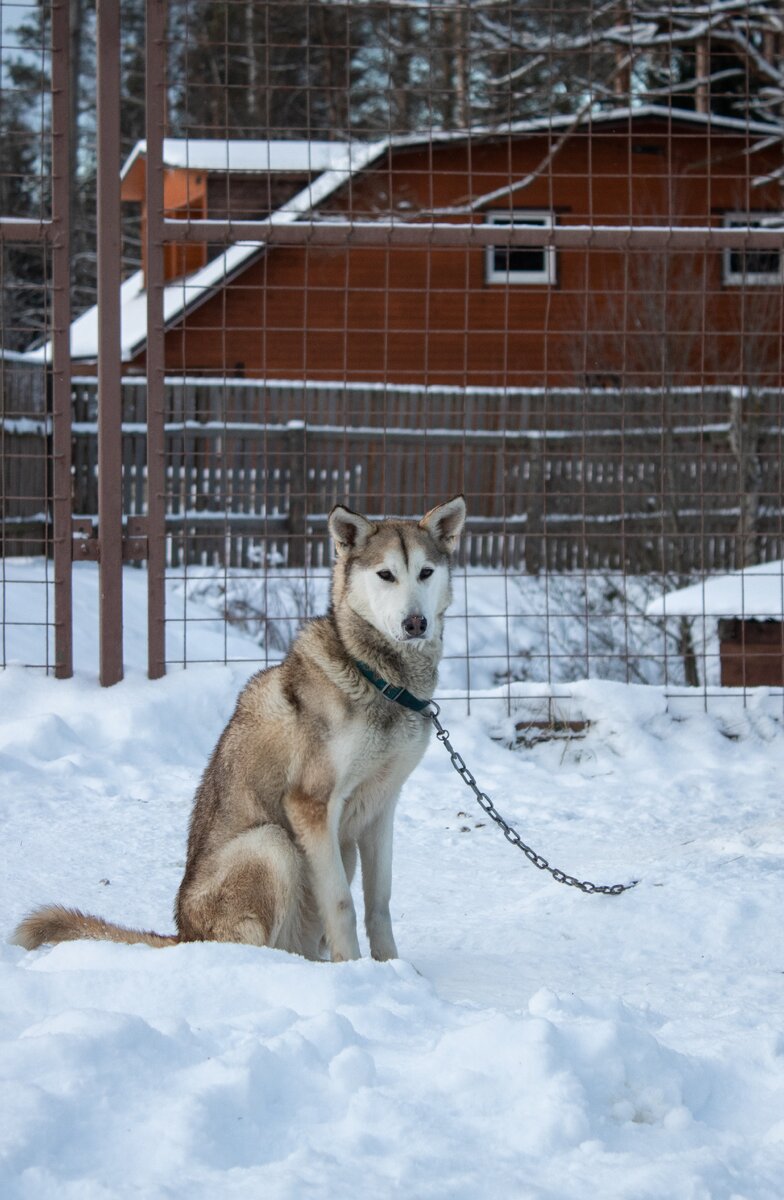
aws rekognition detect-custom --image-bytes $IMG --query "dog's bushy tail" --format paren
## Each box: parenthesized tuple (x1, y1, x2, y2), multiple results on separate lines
(12, 904, 178, 950)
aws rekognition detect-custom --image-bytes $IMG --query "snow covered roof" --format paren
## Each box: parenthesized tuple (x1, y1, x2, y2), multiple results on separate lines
(390, 103, 779, 151)
(120, 138, 362, 180)
(27, 140, 386, 363)
(646, 561, 784, 620)
(31, 258, 263, 364)
(122, 107, 778, 184)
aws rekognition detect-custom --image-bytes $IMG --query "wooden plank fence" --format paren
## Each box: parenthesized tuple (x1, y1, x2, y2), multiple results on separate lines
(0, 359, 50, 557)
(4, 374, 784, 573)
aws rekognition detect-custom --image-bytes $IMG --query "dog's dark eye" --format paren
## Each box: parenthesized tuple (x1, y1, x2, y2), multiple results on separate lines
(377, 570, 396, 582)
(419, 568, 434, 581)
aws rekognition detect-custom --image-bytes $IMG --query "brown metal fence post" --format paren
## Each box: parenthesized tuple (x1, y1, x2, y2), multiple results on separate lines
(96, 0, 124, 686)
(51, 0, 73, 678)
(145, 0, 167, 679)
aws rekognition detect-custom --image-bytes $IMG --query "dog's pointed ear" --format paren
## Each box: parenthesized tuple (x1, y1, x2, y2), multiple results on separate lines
(419, 495, 467, 556)
(328, 505, 376, 554)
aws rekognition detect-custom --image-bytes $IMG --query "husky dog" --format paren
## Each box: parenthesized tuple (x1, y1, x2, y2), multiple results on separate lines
(14, 496, 466, 963)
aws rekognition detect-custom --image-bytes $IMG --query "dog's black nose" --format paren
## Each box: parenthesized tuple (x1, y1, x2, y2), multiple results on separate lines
(403, 614, 427, 638)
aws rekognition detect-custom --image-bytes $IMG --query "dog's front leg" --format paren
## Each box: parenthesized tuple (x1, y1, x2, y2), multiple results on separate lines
(286, 788, 361, 962)
(358, 797, 399, 961)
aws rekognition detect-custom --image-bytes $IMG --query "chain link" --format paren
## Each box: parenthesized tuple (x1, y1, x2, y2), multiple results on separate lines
(426, 701, 638, 896)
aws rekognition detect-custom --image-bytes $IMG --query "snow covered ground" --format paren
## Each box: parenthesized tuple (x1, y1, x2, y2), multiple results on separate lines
(2, 564, 784, 1198)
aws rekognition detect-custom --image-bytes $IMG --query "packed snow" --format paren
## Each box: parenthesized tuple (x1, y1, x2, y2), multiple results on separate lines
(2, 563, 784, 1198)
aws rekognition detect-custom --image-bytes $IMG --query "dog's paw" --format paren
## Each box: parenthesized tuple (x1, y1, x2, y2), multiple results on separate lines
(370, 937, 398, 962)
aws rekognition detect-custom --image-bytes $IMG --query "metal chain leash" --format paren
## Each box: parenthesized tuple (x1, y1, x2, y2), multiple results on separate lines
(425, 701, 638, 896)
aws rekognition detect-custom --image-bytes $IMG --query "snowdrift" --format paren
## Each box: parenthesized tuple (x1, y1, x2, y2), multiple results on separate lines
(1, 566, 784, 1198)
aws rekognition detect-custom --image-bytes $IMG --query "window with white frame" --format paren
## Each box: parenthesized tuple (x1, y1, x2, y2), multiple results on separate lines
(485, 210, 556, 285)
(722, 212, 783, 286)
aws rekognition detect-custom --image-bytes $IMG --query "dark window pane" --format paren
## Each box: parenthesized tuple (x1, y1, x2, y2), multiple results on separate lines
(726, 216, 781, 279)
(739, 249, 777, 274)
(493, 245, 546, 274)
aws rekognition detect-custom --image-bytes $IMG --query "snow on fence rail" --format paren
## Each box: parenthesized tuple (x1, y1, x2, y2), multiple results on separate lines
(4, 375, 784, 573)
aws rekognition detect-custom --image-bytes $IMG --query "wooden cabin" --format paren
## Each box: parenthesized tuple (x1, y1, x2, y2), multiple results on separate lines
(35, 107, 784, 389)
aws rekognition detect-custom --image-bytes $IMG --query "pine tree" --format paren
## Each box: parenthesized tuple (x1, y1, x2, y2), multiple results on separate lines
(0, 1, 51, 350)
(1, 0, 148, 345)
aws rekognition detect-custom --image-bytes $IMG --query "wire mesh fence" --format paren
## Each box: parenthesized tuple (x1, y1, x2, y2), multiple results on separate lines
(1, 0, 57, 671)
(1, 1, 783, 709)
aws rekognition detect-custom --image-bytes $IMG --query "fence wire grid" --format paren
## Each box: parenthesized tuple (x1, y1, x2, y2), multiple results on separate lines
(1, 0, 784, 713)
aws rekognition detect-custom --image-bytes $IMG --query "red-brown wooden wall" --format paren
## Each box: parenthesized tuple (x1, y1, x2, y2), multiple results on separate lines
(124, 118, 784, 388)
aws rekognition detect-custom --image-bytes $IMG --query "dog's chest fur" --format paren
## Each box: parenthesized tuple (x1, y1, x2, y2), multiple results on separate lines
(329, 707, 430, 834)
(221, 649, 431, 850)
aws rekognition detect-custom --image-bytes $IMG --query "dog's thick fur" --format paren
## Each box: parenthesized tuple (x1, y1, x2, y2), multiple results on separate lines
(13, 497, 466, 963)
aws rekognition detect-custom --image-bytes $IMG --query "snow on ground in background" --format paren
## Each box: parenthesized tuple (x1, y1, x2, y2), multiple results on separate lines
(176, 562, 681, 690)
(2, 566, 784, 1197)
(0, 559, 705, 689)
(0, 561, 269, 676)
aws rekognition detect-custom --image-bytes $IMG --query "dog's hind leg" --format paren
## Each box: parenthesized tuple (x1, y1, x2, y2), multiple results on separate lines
(176, 825, 301, 950)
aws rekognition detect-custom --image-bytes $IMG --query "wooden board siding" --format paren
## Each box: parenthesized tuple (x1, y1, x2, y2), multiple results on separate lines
(7, 371, 784, 574)
(58, 378, 784, 573)
(125, 120, 784, 388)
(0, 363, 49, 557)
(206, 174, 313, 221)
(719, 619, 784, 687)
